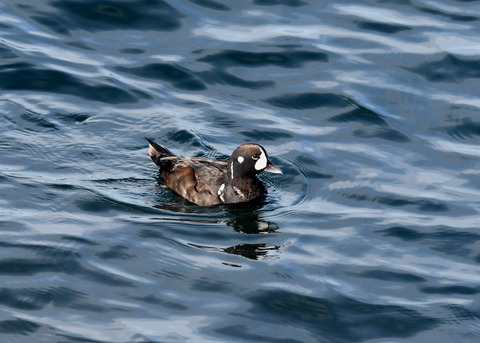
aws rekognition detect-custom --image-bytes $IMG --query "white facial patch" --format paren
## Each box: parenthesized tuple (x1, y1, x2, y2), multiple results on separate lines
(254, 148, 268, 171)
(237, 156, 244, 163)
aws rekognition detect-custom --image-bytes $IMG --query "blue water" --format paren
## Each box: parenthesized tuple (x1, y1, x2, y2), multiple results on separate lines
(1, 0, 480, 342)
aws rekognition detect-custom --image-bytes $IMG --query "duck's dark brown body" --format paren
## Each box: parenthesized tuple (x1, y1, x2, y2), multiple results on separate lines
(147, 139, 282, 206)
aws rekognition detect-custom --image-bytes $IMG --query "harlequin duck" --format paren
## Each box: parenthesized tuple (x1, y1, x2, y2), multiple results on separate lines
(147, 139, 282, 206)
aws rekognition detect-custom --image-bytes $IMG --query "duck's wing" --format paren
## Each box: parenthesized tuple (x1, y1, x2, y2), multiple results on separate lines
(189, 159, 228, 203)
(190, 158, 228, 188)
(163, 158, 228, 206)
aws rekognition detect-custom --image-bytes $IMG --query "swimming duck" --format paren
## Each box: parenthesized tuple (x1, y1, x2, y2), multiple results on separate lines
(147, 139, 282, 206)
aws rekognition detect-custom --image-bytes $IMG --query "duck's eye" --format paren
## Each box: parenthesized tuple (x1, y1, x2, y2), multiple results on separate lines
(252, 153, 259, 160)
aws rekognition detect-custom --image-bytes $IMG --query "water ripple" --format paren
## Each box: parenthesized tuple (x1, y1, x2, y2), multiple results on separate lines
(34, 0, 184, 33)
(2, 0, 480, 342)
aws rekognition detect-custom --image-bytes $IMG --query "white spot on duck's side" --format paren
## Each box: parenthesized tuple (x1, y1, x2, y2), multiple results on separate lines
(237, 156, 244, 163)
(254, 147, 267, 171)
(218, 183, 225, 203)
(231, 162, 234, 180)
(233, 186, 246, 199)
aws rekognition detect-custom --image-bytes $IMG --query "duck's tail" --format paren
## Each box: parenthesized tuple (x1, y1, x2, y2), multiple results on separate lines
(146, 138, 176, 171)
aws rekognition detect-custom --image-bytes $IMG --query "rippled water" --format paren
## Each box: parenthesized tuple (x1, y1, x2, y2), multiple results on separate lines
(1, 0, 480, 342)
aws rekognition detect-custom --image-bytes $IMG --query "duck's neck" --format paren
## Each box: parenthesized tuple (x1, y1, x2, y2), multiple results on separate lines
(229, 173, 266, 198)
(227, 161, 266, 196)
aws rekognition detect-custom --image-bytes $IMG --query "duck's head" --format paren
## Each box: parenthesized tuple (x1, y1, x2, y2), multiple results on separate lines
(227, 143, 282, 180)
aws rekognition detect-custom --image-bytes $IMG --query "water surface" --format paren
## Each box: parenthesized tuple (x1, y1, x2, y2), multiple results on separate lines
(1, 0, 480, 342)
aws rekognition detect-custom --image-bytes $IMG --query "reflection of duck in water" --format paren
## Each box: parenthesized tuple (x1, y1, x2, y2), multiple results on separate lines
(189, 242, 281, 261)
(151, 196, 281, 260)
(147, 139, 282, 206)
(152, 199, 279, 234)
(190, 207, 281, 261)
(226, 204, 279, 234)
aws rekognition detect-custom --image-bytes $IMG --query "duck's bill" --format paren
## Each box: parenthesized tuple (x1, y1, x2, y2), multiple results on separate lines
(264, 161, 283, 174)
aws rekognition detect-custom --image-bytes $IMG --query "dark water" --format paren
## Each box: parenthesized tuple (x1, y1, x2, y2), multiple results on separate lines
(1, 0, 480, 342)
